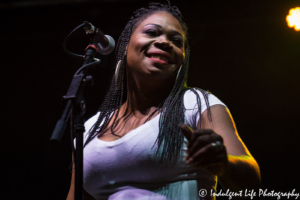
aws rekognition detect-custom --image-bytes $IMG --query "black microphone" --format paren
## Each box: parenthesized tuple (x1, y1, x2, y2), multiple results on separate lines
(83, 21, 115, 55)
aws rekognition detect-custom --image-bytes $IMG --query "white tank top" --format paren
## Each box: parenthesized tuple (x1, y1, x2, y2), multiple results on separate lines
(81, 90, 226, 200)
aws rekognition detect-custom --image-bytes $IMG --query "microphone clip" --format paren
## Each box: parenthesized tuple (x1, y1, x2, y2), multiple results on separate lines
(83, 21, 95, 34)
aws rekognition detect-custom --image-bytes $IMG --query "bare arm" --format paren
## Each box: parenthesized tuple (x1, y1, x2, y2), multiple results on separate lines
(203, 105, 260, 191)
(66, 156, 75, 200)
(66, 155, 95, 200)
(180, 105, 261, 194)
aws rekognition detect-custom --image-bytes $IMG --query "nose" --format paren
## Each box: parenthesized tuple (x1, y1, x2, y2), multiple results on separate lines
(154, 35, 173, 51)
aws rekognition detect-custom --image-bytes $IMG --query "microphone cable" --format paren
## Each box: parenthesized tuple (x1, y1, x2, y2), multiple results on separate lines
(62, 21, 101, 75)
(62, 22, 87, 59)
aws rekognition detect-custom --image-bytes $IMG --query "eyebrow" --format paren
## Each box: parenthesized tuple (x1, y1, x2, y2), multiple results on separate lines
(144, 23, 183, 37)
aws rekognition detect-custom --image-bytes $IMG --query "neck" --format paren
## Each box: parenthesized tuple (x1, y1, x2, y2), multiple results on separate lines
(123, 69, 175, 116)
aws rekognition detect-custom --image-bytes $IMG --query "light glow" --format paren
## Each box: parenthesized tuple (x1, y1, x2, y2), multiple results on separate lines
(286, 7, 300, 31)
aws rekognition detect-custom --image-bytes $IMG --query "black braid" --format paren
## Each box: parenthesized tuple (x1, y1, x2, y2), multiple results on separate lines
(84, 2, 211, 164)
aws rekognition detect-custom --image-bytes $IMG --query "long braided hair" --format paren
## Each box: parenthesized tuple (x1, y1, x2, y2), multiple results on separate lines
(84, 1, 210, 163)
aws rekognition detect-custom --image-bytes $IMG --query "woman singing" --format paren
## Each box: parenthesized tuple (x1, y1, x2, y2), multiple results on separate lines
(67, 2, 261, 200)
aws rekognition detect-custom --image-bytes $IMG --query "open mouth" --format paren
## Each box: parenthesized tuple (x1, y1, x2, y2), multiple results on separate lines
(145, 51, 173, 65)
(148, 55, 169, 63)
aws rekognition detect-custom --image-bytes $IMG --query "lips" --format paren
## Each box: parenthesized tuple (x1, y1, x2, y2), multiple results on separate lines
(148, 55, 168, 62)
(145, 51, 173, 64)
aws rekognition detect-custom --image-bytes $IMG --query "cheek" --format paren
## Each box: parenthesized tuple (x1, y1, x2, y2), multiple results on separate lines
(176, 49, 185, 65)
(126, 39, 149, 65)
(127, 39, 143, 57)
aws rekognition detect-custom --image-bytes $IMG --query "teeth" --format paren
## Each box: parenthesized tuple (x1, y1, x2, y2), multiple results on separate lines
(150, 55, 168, 62)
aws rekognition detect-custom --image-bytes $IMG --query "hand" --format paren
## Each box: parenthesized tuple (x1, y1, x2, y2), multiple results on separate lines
(180, 123, 229, 177)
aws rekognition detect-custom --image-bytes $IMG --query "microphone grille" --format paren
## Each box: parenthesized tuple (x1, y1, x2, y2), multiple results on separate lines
(97, 35, 115, 55)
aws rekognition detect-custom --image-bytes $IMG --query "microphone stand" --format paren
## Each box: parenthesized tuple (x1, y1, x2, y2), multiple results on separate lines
(50, 42, 98, 200)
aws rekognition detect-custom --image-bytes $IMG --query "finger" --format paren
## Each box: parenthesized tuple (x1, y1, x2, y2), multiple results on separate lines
(186, 143, 215, 164)
(187, 130, 220, 159)
(188, 129, 214, 149)
(189, 132, 223, 153)
(187, 134, 216, 159)
(179, 123, 194, 141)
(187, 142, 226, 165)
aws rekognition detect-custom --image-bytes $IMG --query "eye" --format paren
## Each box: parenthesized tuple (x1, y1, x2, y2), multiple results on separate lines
(171, 38, 183, 47)
(144, 29, 159, 37)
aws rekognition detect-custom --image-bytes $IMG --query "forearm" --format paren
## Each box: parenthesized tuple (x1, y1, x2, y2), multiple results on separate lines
(66, 170, 75, 200)
(218, 155, 261, 193)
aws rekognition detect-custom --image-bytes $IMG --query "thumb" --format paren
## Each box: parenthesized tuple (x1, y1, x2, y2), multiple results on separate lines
(179, 123, 194, 141)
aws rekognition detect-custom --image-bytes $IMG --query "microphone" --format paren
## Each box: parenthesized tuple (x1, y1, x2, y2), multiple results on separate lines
(83, 21, 115, 55)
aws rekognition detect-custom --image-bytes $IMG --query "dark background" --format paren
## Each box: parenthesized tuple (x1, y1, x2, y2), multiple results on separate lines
(1, 0, 300, 199)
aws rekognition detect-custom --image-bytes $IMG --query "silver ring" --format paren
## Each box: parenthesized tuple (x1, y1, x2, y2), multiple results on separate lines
(211, 141, 221, 146)
(211, 141, 222, 152)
